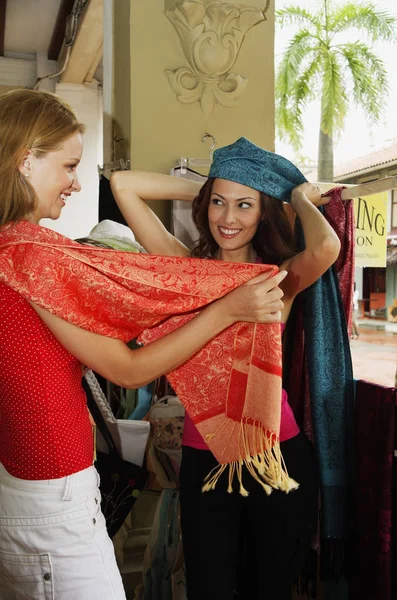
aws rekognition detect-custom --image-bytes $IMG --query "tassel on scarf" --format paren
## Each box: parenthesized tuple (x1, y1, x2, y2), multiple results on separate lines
(201, 420, 299, 495)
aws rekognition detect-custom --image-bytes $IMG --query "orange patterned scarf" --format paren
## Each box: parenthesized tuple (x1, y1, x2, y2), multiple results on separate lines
(0, 221, 297, 494)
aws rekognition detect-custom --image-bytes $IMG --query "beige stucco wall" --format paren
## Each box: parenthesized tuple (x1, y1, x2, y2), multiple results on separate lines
(128, 0, 274, 171)
(113, 0, 275, 224)
(113, 0, 131, 161)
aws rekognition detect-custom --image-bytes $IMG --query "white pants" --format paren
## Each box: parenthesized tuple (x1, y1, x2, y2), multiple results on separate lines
(0, 463, 126, 600)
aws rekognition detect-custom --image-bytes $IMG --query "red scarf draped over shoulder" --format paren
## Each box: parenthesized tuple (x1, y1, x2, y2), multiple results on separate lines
(0, 221, 297, 495)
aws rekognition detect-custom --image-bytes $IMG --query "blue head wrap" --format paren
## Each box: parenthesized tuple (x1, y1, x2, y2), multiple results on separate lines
(209, 137, 307, 202)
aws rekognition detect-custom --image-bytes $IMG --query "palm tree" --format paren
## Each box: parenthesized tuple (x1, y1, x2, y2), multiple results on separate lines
(276, 0, 397, 181)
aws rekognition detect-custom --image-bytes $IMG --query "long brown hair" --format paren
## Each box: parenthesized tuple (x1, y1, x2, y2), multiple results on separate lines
(0, 89, 85, 226)
(191, 178, 296, 265)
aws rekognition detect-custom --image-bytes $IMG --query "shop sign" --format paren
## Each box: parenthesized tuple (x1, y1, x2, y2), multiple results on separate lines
(353, 192, 387, 268)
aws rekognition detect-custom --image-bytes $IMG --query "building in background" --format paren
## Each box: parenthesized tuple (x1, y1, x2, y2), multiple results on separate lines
(334, 144, 397, 331)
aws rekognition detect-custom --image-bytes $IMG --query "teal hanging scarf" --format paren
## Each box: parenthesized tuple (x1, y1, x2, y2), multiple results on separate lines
(284, 187, 355, 579)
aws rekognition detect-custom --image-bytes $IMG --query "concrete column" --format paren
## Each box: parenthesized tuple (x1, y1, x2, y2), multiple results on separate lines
(103, 0, 114, 164)
(113, 0, 131, 162)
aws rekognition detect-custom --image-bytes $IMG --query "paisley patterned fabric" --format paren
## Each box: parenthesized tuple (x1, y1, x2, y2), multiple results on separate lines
(0, 220, 296, 494)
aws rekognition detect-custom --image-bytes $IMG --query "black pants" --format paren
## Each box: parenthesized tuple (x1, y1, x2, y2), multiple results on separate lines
(179, 433, 318, 600)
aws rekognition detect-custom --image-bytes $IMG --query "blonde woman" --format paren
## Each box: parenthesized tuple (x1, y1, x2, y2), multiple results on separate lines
(0, 92, 285, 600)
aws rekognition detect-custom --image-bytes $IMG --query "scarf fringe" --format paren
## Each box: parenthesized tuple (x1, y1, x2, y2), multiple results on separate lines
(201, 421, 299, 496)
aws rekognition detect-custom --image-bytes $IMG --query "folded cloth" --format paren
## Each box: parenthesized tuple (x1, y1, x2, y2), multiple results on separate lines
(88, 219, 146, 253)
(349, 381, 396, 600)
(0, 220, 297, 495)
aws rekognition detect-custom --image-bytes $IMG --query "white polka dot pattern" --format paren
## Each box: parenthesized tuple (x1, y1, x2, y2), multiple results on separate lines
(0, 283, 94, 480)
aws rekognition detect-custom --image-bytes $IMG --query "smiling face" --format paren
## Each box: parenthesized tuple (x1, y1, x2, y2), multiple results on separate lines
(21, 133, 83, 223)
(207, 178, 262, 262)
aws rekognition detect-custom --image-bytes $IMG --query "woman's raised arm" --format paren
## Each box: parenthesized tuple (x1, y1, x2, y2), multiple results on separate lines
(110, 171, 201, 257)
(280, 182, 341, 303)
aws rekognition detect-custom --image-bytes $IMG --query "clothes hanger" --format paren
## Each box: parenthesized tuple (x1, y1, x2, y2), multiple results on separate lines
(173, 162, 206, 178)
(176, 132, 217, 174)
(97, 158, 131, 177)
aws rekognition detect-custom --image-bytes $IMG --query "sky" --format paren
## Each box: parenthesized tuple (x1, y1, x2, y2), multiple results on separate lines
(274, 0, 397, 170)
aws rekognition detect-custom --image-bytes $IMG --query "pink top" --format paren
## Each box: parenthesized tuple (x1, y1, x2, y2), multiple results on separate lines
(182, 323, 300, 449)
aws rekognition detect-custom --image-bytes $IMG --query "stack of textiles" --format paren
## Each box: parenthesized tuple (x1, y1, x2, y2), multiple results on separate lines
(349, 380, 396, 600)
(88, 219, 146, 253)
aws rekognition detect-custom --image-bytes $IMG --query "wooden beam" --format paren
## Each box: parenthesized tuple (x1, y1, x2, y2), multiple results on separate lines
(85, 42, 102, 83)
(60, 0, 103, 84)
(341, 176, 397, 200)
(48, 0, 75, 61)
(0, 0, 7, 57)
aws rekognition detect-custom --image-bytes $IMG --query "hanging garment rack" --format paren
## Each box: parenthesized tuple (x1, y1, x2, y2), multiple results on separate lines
(176, 132, 217, 174)
(176, 156, 212, 173)
(339, 176, 397, 200)
(97, 158, 130, 177)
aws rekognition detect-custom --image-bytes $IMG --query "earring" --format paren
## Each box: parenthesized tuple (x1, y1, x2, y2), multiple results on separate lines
(24, 172, 29, 178)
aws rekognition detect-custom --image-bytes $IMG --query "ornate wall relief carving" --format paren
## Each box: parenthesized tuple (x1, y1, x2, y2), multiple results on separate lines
(165, 1, 270, 116)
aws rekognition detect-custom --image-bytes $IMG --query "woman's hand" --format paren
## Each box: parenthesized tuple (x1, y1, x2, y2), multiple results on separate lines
(219, 270, 287, 324)
(110, 171, 197, 258)
(291, 182, 331, 210)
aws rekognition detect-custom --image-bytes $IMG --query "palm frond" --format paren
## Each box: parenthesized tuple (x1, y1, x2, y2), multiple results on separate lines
(275, 107, 303, 150)
(338, 42, 388, 122)
(276, 30, 316, 97)
(320, 51, 349, 135)
(329, 2, 397, 42)
(276, 73, 304, 150)
(276, 31, 319, 149)
(294, 57, 323, 110)
(275, 0, 394, 166)
(278, 57, 322, 148)
(276, 5, 321, 31)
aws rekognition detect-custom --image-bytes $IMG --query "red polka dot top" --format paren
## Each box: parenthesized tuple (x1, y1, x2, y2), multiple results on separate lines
(0, 283, 94, 480)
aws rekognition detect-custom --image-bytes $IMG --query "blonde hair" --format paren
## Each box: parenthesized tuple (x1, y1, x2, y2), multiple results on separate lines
(0, 89, 85, 225)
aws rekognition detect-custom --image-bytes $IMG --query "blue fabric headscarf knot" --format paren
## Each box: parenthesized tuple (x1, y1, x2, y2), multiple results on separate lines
(209, 137, 307, 202)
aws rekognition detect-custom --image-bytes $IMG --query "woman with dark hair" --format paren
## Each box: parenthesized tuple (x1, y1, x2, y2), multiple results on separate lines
(191, 177, 297, 265)
(111, 137, 341, 600)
